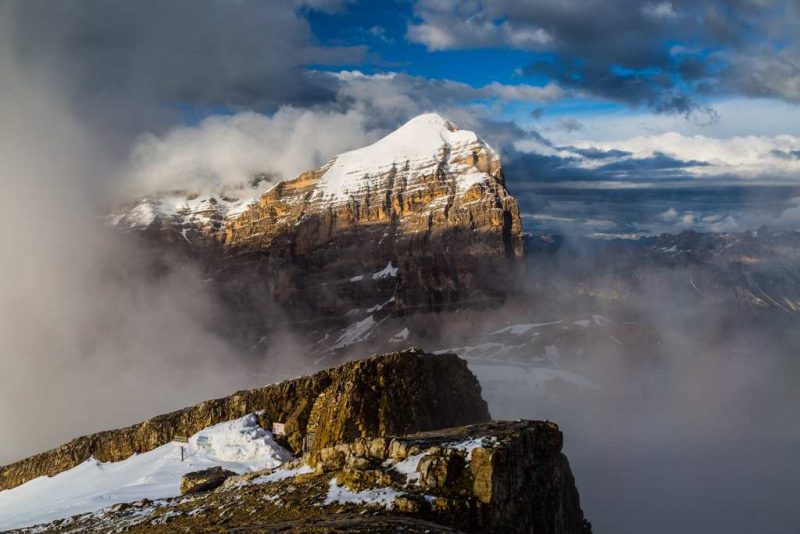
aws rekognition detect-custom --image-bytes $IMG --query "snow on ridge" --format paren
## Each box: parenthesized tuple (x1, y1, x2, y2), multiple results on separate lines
(323, 477, 402, 509)
(110, 180, 273, 232)
(111, 113, 501, 232)
(0, 414, 291, 531)
(372, 261, 398, 279)
(317, 113, 496, 202)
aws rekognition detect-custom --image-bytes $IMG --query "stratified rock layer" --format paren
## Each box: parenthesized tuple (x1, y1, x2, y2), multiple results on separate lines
(111, 114, 524, 316)
(0, 349, 489, 491)
(11, 421, 591, 534)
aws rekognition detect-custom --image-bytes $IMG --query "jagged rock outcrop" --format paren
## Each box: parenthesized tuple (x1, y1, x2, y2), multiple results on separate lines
(110, 113, 524, 316)
(12, 421, 591, 534)
(179, 466, 235, 495)
(0, 349, 489, 491)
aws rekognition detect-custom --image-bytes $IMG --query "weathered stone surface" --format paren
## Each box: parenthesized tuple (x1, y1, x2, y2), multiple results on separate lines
(0, 349, 489, 491)
(11, 421, 591, 534)
(109, 114, 525, 319)
(179, 466, 236, 495)
(303, 421, 591, 533)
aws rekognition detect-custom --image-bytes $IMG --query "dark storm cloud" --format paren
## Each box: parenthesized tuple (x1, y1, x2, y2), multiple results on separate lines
(597, 152, 708, 173)
(571, 147, 633, 160)
(409, 0, 800, 116)
(552, 117, 583, 133)
(2, 0, 364, 150)
(503, 146, 704, 185)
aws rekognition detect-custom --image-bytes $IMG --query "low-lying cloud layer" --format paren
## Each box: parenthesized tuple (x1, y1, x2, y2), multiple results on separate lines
(514, 130, 800, 186)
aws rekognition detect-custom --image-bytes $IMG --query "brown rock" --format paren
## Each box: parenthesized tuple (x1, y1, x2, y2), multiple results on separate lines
(0, 349, 489, 491)
(180, 466, 236, 495)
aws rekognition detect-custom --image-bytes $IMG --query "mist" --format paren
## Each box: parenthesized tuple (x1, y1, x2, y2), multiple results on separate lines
(409, 242, 800, 534)
(1, 3, 799, 533)
(125, 108, 379, 196)
(0, 12, 339, 465)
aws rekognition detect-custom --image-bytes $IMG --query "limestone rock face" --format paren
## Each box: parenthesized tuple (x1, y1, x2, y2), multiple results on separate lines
(179, 466, 235, 495)
(302, 421, 592, 533)
(109, 113, 524, 314)
(17, 421, 591, 534)
(0, 349, 489, 491)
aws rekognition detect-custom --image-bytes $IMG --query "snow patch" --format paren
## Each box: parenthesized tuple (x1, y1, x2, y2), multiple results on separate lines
(489, 321, 563, 335)
(252, 464, 314, 485)
(447, 437, 497, 461)
(389, 327, 410, 343)
(388, 452, 428, 485)
(372, 261, 398, 280)
(323, 478, 402, 509)
(189, 414, 292, 467)
(316, 113, 495, 202)
(0, 414, 291, 530)
(333, 315, 377, 349)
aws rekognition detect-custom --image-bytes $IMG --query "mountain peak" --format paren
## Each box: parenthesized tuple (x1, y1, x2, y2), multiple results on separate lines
(317, 113, 494, 201)
(397, 112, 459, 133)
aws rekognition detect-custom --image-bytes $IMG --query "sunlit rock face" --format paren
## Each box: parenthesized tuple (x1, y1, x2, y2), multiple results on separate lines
(110, 114, 524, 318)
(0, 349, 490, 492)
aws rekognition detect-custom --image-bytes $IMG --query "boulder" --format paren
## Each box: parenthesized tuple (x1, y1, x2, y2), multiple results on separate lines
(180, 466, 236, 495)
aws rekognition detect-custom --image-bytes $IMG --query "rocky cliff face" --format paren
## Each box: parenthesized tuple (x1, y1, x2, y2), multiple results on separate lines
(0, 349, 489, 492)
(11, 421, 591, 534)
(110, 114, 524, 317)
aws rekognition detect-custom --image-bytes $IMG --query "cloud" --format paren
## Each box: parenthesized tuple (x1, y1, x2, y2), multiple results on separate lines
(126, 108, 378, 195)
(483, 80, 565, 102)
(408, 0, 800, 115)
(122, 70, 567, 196)
(551, 117, 584, 133)
(643, 1, 679, 20)
(638, 197, 800, 234)
(723, 45, 800, 103)
(569, 131, 800, 181)
(334, 70, 564, 107)
(0, 0, 364, 155)
(506, 128, 800, 189)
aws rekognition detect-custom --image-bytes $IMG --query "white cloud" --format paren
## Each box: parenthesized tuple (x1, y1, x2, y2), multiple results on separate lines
(335, 71, 564, 104)
(570, 131, 800, 181)
(484, 81, 564, 102)
(543, 98, 800, 142)
(125, 107, 377, 195)
(644, 199, 800, 234)
(643, 2, 678, 20)
(407, 0, 551, 52)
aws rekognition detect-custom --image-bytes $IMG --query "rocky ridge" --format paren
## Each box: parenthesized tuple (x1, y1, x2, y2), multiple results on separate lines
(0, 349, 489, 492)
(10, 421, 591, 534)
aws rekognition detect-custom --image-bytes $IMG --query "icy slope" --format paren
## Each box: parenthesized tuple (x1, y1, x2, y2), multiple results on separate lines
(317, 112, 496, 201)
(0, 414, 291, 531)
(110, 113, 504, 233)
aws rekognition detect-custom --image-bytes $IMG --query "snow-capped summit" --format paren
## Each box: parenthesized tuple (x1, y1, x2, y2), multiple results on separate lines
(109, 112, 516, 249)
(316, 113, 497, 201)
(107, 112, 523, 315)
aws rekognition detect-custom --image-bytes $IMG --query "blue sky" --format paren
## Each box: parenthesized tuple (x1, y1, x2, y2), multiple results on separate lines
(306, 1, 544, 87)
